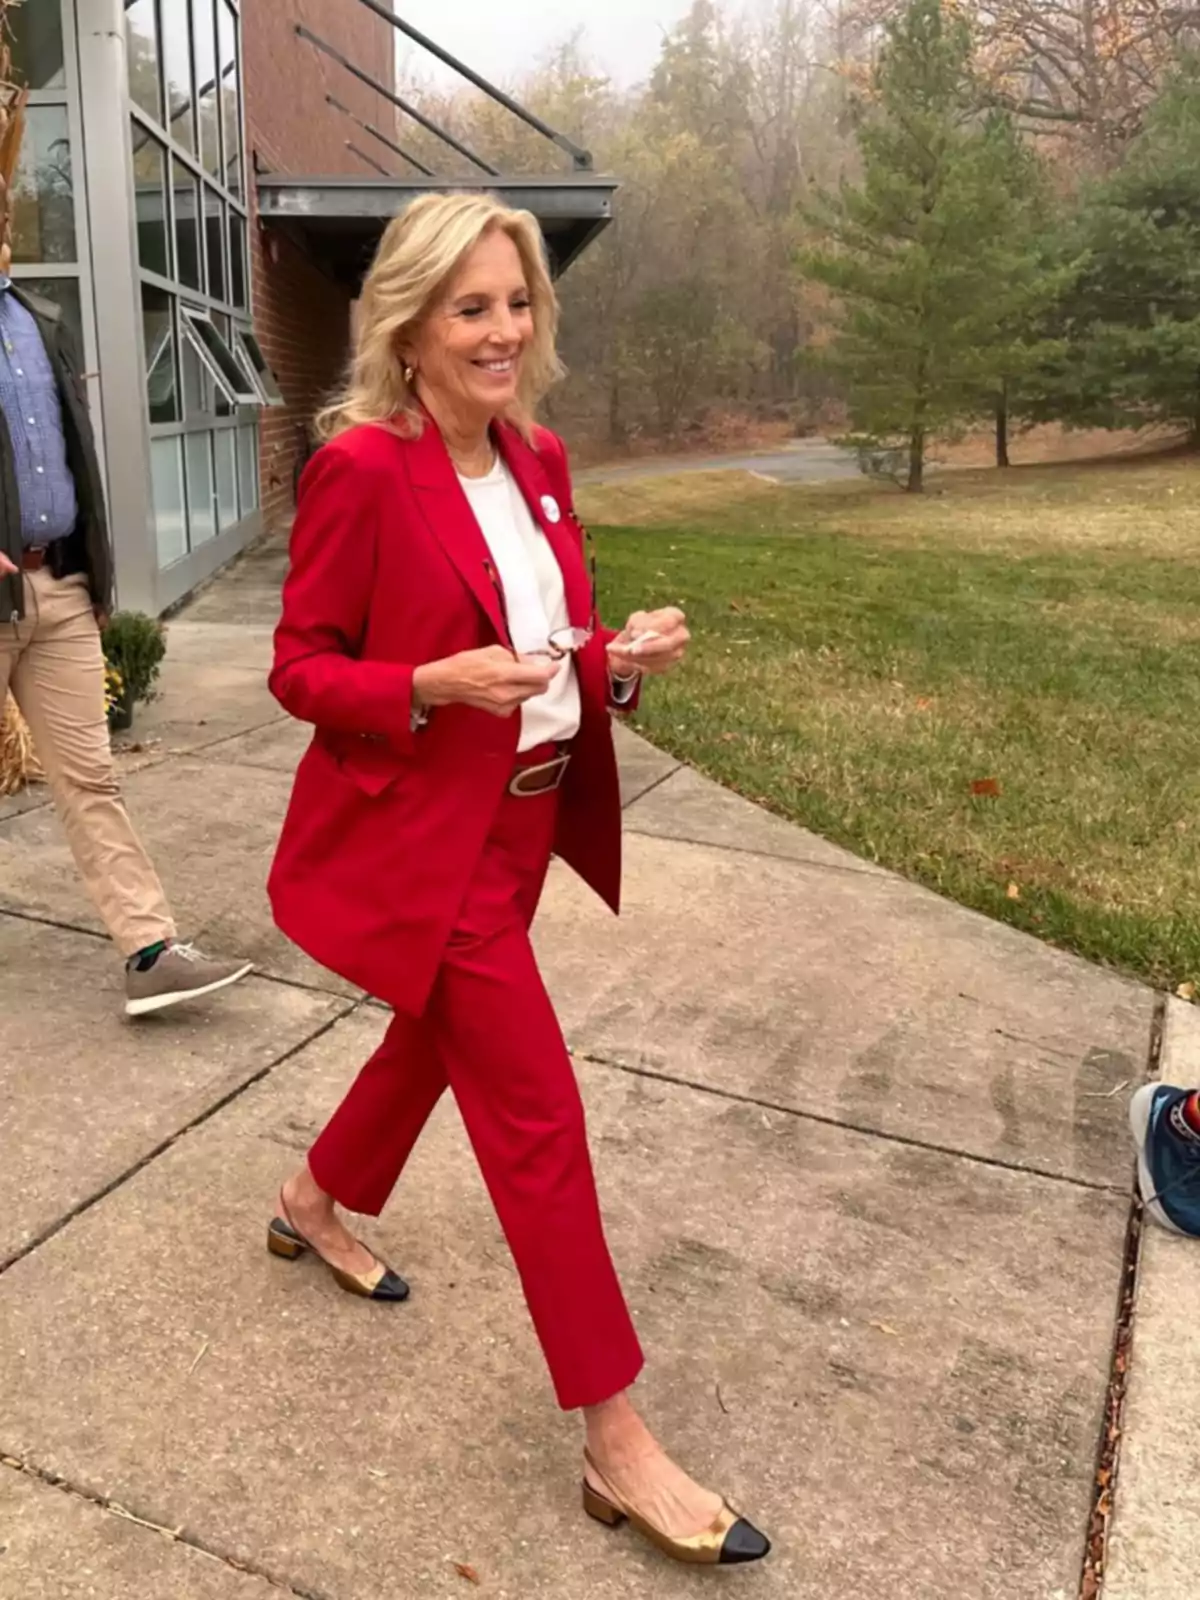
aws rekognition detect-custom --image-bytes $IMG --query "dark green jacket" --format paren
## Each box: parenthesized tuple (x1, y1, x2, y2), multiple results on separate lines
(0, 287, 113, 624)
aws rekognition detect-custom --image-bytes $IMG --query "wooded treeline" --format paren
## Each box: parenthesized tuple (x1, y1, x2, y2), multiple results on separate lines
(394, 1, 1200, 482)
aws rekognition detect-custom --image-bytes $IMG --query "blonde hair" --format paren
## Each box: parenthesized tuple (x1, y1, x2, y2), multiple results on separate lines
(316, 192, 562, 442)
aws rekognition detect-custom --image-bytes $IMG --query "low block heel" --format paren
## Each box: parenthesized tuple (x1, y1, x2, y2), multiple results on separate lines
(581, 1449, 771, 1565)
(583, 1479, 627, 1528)
(267, 1218, 306, 1260)
(265, 1194, 410, 1302)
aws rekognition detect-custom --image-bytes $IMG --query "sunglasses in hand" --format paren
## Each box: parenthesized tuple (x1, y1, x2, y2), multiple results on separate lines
(485, 557, 597, 661)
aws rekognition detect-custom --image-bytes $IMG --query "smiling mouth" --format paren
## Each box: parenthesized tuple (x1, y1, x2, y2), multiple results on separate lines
(474, 357, 517, 374)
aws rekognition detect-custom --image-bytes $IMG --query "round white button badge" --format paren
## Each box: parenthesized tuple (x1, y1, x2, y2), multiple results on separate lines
(541, 495, 562, 524)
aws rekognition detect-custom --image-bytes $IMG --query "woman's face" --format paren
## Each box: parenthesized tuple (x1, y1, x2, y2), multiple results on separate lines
(407, 229, 535, 429)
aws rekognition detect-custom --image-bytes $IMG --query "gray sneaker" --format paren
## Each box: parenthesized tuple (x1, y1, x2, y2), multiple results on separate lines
(125, 942, 254, 1018)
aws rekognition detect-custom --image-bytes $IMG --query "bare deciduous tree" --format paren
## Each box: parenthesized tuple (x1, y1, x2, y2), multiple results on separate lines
(840, 0, 1200, 161)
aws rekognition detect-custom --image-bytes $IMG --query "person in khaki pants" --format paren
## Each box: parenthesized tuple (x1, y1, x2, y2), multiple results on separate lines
(0, 192, 251, 1014)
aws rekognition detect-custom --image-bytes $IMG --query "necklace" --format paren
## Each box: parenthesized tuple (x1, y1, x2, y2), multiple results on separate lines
(448, 440, 496, 479)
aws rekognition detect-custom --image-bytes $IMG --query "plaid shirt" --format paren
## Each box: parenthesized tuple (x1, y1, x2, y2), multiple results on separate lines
(0, 279, 78, 547)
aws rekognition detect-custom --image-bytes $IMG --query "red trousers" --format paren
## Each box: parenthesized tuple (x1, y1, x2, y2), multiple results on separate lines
(308, 769, 645, 1411)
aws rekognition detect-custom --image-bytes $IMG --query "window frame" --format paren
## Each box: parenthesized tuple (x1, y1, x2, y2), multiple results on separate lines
(180, 304, 260, 406)
(124, 0, 265, 569)
(233, 328, 285, 407)
(143, 296, 179, 423)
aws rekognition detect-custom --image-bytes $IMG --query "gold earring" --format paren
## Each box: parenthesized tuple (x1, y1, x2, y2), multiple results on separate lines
(403, 363, 415, 385)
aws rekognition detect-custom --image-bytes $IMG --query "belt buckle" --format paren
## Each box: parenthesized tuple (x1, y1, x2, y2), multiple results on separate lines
(508, 753, 570, 797)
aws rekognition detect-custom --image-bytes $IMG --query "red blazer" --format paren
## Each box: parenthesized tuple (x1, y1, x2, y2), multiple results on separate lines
(267, 417, 631, 1015)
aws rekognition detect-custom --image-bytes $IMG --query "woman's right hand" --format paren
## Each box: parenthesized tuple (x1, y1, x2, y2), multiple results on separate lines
(413, 646, 557, 718)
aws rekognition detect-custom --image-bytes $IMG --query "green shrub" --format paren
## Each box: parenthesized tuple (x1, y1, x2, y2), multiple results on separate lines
(101, 611, 166, 706)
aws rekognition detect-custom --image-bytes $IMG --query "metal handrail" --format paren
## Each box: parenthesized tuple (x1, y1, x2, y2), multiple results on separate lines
(346, 140, 390, 177)
(326, 94, 435, 177)
(295, 24, 501, 178)
(350, 0, 594, 172)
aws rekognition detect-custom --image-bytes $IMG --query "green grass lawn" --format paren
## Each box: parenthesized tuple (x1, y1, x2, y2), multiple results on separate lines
(580, 454, 1200, 991)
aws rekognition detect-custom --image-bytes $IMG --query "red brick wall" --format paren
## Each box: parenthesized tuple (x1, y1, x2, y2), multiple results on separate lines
(241, 0, 396, 529)
(249, 233, 350, 532)
(242, 0, 396, 180)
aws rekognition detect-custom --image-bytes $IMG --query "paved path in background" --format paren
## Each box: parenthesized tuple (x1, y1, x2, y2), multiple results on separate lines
(0, 537, 1169, 1599)
(576, 435, 863, 486)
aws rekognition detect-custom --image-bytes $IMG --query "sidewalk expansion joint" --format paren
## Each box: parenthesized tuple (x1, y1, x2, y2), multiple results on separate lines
(0, 1453, 330, 1599)
(576, 1049, 1130, 1196)
(0, 796, 53, 827)
(181, 711, 291, 761)
(102, 712, 286, 782)
(0, 999, 363, 1279)
(0, 905, 110, 943)
(107, 712, 288, 776)
(0, 906, 350, 1002)
(619, 764, 684, 811)
(1077, 989, 1166, 1600)
(623, 823, 889, 879)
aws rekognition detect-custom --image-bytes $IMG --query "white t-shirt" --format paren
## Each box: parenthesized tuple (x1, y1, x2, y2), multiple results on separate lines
(458, 458, 582, 753)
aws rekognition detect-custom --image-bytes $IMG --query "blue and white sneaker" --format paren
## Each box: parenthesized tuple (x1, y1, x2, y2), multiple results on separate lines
(1130, 1083, 1200, 1236)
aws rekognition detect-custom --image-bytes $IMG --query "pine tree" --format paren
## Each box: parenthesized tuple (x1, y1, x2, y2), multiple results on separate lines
(800, 0, 1050, 489)
(964, 114, 1068, 467)
(1037, 58, 1200, 440)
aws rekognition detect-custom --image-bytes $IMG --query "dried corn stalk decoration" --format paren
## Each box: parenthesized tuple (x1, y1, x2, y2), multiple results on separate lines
(0, 690, 37, 796)
(0, 0, 39, 796)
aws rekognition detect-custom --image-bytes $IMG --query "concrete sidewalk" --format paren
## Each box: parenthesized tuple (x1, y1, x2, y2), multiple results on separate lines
(0, 539, 1160, 1599)
(1104, 1000, 1200, 1600)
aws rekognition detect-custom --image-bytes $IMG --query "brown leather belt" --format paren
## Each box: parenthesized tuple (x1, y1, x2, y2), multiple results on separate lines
(21, 547, 48, 571)
(509, 746, 571, 798)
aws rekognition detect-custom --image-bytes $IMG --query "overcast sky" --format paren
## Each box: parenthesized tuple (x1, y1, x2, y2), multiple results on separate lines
(394, 1, 700, 90)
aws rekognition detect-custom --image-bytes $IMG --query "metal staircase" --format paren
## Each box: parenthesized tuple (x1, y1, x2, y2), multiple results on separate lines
(255, 0, 616, 285)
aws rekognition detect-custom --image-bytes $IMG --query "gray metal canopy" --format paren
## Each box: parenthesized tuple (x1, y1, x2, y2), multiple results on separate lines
(255, 3, 617, 288)
(256, 174, 617, 288)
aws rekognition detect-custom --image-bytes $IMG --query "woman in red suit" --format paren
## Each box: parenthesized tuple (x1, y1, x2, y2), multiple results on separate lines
(265, 193, 769, 1567)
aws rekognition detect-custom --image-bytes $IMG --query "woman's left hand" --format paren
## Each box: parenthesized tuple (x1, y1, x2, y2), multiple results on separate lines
(607, 607, 689, 679)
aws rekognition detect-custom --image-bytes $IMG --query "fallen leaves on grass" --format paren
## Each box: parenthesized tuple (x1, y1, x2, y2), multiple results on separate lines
(971, 777, 1002, 797)
(1006, 883, 1021, 901)
(603, 459, 1200, 988)
(1177, 981, 1197, 1002)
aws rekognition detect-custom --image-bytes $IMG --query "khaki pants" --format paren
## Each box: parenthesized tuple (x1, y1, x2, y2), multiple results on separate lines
(1, 566, 175, 957)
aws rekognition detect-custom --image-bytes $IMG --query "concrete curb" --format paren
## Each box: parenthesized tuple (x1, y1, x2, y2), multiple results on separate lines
(1105, 998, 1200, 1600)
